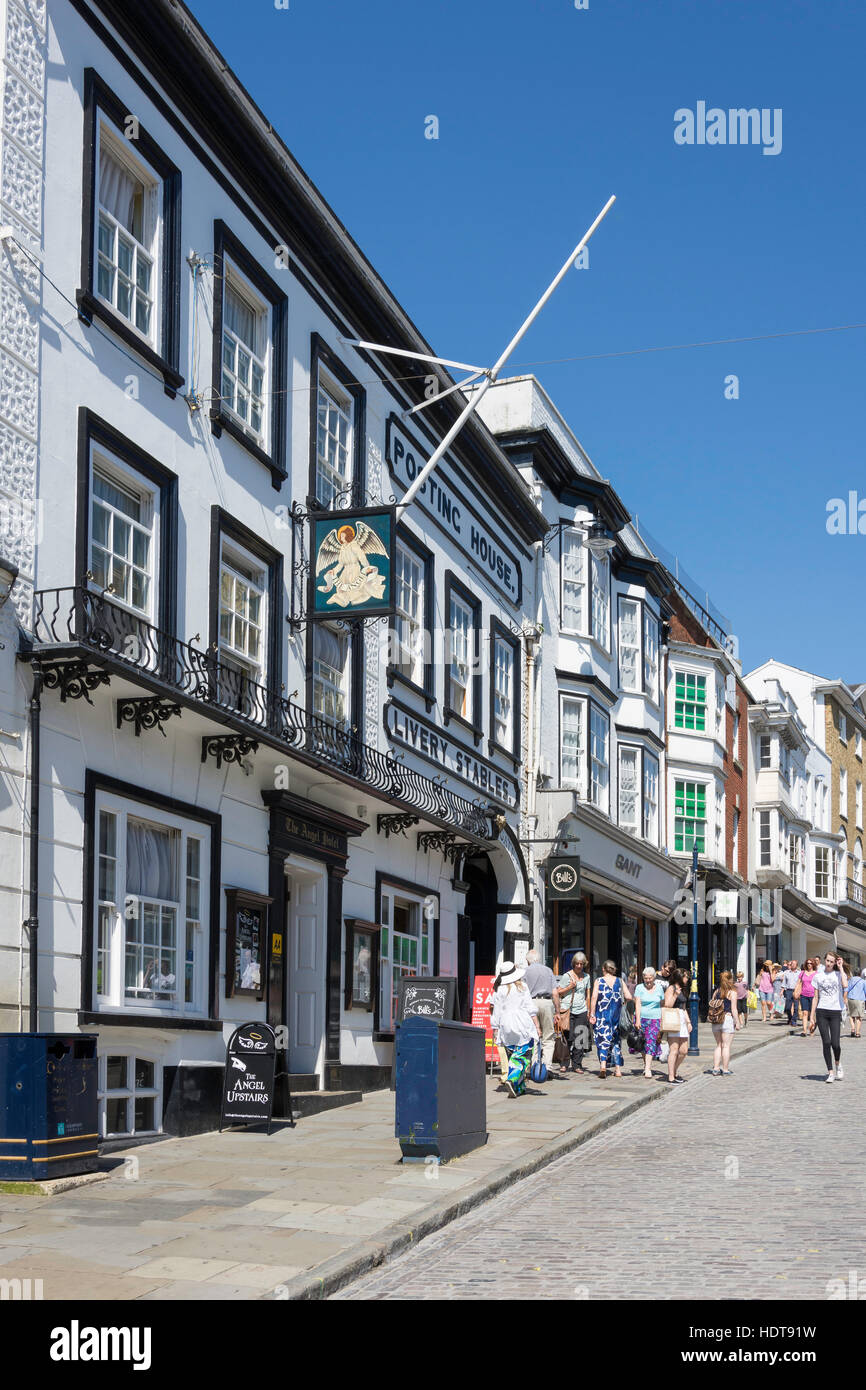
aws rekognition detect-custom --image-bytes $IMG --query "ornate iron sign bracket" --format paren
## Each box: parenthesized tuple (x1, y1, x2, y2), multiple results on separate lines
(38, 660, 111, 705)
(201, 734, 260, 769)
(377, 812, 420, 839)
(116, 696, 182, 738)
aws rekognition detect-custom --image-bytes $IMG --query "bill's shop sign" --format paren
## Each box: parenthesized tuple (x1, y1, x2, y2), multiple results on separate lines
(386, 414, 523, 605)
(385, 698, 518, 808)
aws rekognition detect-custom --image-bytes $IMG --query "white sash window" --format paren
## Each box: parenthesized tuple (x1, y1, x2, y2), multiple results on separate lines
(95, 131, 159, 342)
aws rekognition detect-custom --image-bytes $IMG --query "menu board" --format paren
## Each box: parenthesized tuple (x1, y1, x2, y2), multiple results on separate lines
(397, 975, 459, 1024)
(220, 1022, 277, 1131)
(225, 889, 272, 1000)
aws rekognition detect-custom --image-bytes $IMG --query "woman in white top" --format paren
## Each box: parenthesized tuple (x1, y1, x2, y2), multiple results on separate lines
(809, 951, 848, 1083)
(491, 961, 541, 1098)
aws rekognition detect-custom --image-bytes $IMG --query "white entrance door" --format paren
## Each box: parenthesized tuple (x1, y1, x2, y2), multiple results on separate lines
(286, 866, 326, 1080)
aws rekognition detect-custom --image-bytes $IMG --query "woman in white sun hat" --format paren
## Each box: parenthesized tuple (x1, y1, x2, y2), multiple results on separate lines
(491, 960, 541, 1097)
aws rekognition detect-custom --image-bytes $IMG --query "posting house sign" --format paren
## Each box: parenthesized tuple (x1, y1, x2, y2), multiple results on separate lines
(547, 856, 581, 900)
(309, 505, 396, 620)
(386, 415, 523, 605)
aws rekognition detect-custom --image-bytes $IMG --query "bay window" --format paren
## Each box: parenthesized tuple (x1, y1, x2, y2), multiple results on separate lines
(92, 789, 210, 1018)
(643, 752, 659, 843)
(643, 608, 659, 701)
(618, 598, 641, 691)
(590, 553, 610, 648)
(560, 695, 585, 792)
(589, 705, 610, 812)
(674, 780, 706, 853)
(561, 529, 585, 632)
(674, 672, 706, 732)
(618, 746, 639, 832)
(815, 845, 830, 900)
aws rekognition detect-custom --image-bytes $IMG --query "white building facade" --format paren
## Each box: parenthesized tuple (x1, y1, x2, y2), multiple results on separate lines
(0, 0, 545, 1136)
(474, 376, 683, 978)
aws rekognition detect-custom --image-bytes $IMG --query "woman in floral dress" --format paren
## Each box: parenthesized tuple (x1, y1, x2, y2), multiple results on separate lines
(634, 966, 666, 1078)
(589, 960, 633, 1078)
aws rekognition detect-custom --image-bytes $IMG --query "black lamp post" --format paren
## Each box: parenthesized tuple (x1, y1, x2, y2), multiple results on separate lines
(688, 843, 700, 1054)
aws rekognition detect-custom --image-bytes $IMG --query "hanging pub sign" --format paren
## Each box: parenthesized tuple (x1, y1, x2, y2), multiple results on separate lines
(546, 856, 581, 901)
(220, 1022, 277, 1133)
(309, 505, 397, 620)
(225, 888, 272, 1000)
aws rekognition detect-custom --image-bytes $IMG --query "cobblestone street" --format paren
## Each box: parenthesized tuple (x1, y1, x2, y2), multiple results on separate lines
(337, 1030, 865, 1300)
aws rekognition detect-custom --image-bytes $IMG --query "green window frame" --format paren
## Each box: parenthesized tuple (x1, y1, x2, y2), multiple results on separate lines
(674, 672, 706, 731)
(674, 780, 706, 853)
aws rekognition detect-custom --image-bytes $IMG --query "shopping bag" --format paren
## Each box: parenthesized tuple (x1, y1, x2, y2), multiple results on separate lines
(746, 990, 758, 1011)
(658, 1040, 669, 1063)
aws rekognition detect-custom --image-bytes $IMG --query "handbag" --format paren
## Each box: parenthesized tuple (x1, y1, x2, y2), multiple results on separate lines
(555, 974, 578, 1031)
(553, 1032, 570, 1067)
(660, 1006, 682, 1033)
(529, 1041, 548, 1084)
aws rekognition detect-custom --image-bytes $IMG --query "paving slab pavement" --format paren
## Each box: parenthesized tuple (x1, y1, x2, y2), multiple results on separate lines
(0, 1017, 787, 1300)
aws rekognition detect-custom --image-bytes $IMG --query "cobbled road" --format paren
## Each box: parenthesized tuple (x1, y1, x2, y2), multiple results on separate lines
(336, 1029, 865, 1300)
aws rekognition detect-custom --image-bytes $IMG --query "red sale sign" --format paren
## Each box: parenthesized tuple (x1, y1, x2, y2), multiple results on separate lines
(471, 975, 496, 1059)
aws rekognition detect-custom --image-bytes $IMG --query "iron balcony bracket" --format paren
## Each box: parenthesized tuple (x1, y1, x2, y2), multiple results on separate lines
(117, 696, 182, 738)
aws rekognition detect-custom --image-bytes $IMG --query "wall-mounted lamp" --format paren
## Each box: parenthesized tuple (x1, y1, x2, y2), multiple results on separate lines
(584, 520, 616, 560)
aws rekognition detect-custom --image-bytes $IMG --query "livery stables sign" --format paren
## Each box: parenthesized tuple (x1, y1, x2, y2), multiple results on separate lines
(385, 698, 518, 807)
(386, 415, 523, 605)
(310, 505, 396, 620)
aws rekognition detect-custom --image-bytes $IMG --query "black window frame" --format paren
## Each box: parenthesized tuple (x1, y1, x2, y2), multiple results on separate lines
(307, 334, 366, 510)
(443, 571, 482, 746)
(210, 220, 289, 490)
(387, 524, 435, 711)
(489, 617, 521, 766)
(209, 507, 284, 696)
(77, 69, 183, 397)
(80, 770, 222, 1027)
(76, 408, 179, 638)
(306, 619, 363, 738)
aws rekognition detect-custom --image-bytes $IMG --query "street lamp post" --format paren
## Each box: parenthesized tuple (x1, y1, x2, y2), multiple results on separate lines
(688, 843, 700, 1055)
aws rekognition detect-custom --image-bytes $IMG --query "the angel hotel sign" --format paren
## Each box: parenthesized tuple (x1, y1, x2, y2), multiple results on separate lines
(310, 505, 396, 620)
(386, 415, 522, 605)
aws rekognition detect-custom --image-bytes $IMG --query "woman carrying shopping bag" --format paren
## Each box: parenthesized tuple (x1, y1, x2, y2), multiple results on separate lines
(662, 968, 692, 1084)
(491, 961, 542, 1097)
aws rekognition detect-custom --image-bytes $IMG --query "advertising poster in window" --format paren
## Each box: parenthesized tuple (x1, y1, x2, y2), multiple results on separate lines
(309, 505, 396, 620)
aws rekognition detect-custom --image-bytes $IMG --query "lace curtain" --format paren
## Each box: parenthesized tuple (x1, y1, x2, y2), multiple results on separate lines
(127, 820, 177, 901)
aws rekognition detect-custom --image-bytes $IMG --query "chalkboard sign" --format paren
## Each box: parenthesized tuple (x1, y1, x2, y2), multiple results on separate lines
(225, 888, 271, 1000)
(396, 975, 459, 1025)
(220, 1022, 277, 1132)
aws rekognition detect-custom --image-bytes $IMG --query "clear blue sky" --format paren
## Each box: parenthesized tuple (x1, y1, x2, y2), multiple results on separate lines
(187, 0, 865, 680)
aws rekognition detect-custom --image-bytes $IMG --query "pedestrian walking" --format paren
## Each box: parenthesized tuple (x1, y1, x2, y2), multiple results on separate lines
(491, 961, 542, 1098)
(634, 966, 666, 1079)
(662, 967, 692, 1084)
(735, 971, 749, 1028)
(797, 958, 817, 1037)
(782, 959, 802, 1029)
(626, 966, 639, 1021)
(709, 969, 741, 1074)
(771, 963, 786, 1022)
(847, 967, 866, 1039)
(553, 953, 592, 1074)
(808, 951, 848, 1083)
(589, 960, 632, 1079)
(522, 949, 558, 1075)
(755, 959, 774, 1023)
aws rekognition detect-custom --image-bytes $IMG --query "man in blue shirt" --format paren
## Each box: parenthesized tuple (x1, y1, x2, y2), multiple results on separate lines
(846, 967, 866, 1039)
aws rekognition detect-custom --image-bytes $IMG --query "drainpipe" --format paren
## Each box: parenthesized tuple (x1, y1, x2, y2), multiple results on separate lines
(27, 668, 41, 1032)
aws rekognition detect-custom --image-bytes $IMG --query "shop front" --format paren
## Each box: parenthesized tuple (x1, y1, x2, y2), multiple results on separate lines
(539, 800, 682, 979)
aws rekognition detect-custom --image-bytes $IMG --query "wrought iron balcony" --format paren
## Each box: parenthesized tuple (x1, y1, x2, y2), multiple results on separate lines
(25, 587, 491, 840)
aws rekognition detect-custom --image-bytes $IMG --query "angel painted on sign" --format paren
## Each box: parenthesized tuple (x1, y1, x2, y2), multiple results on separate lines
(315, 521, 389, 608)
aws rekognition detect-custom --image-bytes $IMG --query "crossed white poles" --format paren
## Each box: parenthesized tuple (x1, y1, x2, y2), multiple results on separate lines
(341, 195, 616, 518)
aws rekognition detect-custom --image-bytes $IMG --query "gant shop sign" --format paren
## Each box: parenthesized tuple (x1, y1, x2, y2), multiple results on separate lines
(385, 698, 518, 808)
(386, 414, 523, 605)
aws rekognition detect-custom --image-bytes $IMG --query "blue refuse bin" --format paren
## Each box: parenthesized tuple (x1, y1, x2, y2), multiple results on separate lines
(0, 1034, 99, 1180)
(395, 1015, 487, 1162)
